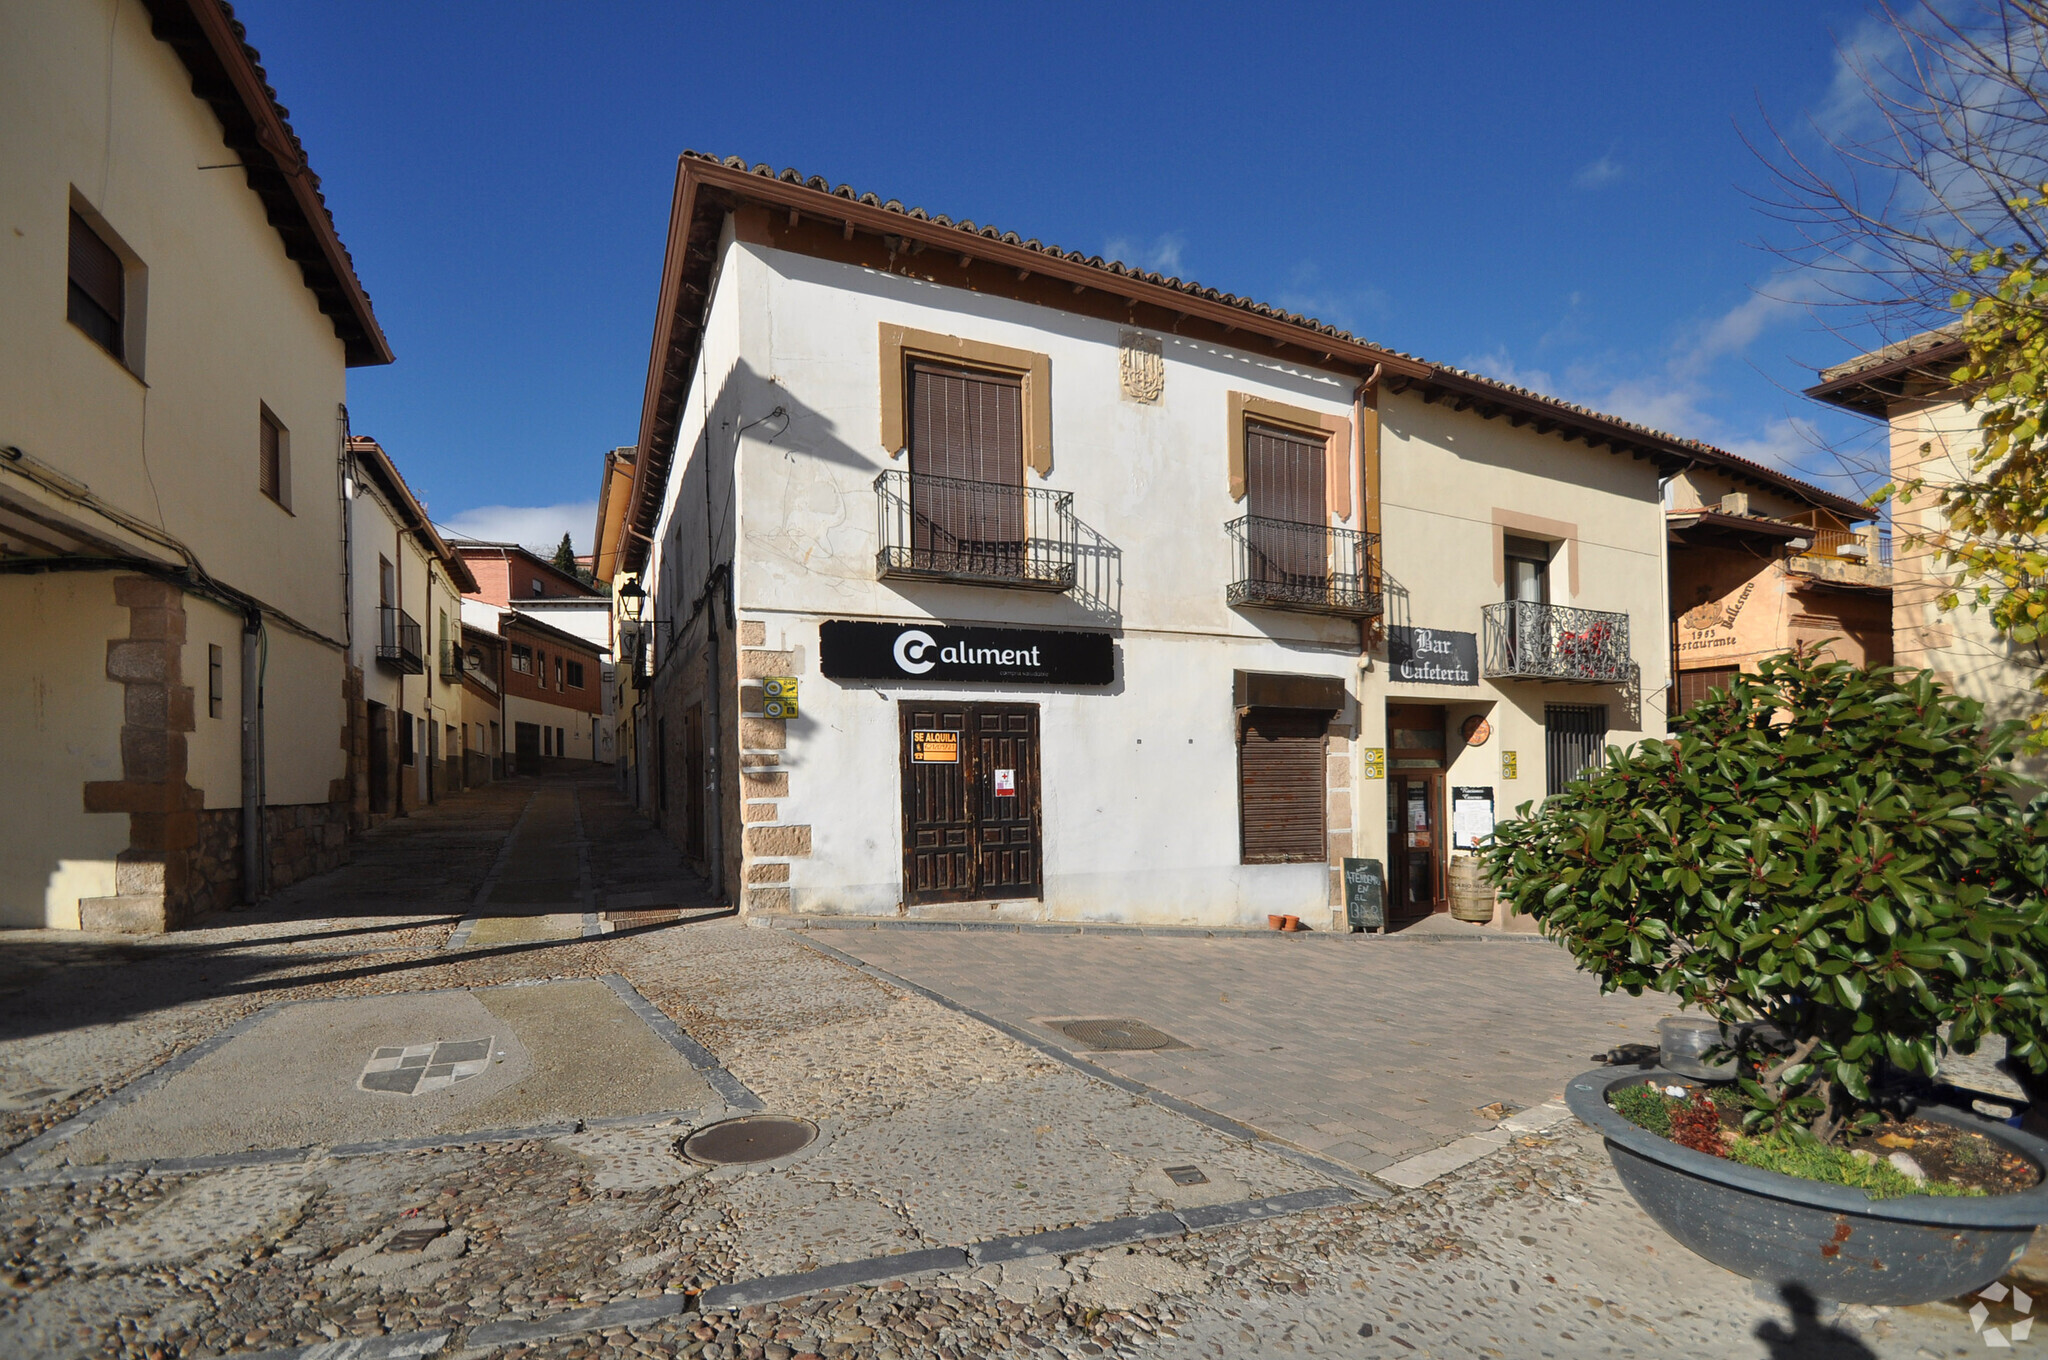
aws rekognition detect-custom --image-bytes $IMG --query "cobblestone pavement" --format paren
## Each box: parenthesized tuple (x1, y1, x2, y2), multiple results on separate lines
(816, 925, 1674, 1175)
(0, 773, 2016, 1359)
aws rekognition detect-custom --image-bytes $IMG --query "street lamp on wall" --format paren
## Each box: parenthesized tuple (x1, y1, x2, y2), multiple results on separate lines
(617, 579, 646, 623)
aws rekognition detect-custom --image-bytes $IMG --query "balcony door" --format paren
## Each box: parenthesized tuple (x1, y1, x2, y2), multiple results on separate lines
(908, 361, 1025, 578)
(1245, 422, 1328, 594)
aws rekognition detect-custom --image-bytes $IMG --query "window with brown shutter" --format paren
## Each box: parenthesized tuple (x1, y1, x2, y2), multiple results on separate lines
(1676, 666, 1739, 715)
(1243, 421, 1330, 593)
(259, 405, 290, 508)
(68, 209, 125, 360)
(1238, 708, 1328, 863)
(907, 360, 1026, 576)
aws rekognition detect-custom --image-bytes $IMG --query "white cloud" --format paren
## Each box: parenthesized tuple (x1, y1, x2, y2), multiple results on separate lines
(1571, 154, 1625, 190)
(440, 501, 598, 555)
(1461, 272, 1831, 474)
(1103, 233, 1187, 275)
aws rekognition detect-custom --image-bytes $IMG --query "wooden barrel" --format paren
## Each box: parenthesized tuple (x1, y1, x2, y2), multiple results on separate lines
(1448, 856, 1496, 923)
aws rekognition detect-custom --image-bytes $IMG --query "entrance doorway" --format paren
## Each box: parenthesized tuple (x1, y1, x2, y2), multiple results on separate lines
(899, 701, 1042, 904)
(1386, 704, 1447, 920)
(366, 702, 391, 814)
(514, 721, 541, 773)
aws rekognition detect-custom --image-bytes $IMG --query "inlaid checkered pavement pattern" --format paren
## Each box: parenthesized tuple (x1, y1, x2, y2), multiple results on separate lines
(358, 1037, 493, 1095)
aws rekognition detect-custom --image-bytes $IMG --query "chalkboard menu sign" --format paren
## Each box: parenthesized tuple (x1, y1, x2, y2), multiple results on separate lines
(1342, 857, 1385, 931)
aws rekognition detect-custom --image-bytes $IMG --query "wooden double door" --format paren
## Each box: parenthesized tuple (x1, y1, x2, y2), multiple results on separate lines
(900, 701, 1042, 904)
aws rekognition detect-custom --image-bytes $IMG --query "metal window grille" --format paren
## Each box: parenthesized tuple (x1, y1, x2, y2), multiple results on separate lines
(1544, 704, 1608, 796)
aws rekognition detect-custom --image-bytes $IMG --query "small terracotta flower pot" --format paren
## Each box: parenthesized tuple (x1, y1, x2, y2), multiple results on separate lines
(1282, 915, 1302, 932)
(1267, 914, 1286, 930)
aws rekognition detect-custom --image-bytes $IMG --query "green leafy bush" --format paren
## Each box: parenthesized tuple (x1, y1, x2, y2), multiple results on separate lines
(1480, 651, 2048, 1143)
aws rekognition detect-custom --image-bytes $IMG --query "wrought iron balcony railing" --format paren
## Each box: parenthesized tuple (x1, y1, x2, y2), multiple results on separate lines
(875, 469, 1078, 591)
(1481, 600, 1631, 683)
(376, 605, 425, 675)
(1225, 515, 1382, 618)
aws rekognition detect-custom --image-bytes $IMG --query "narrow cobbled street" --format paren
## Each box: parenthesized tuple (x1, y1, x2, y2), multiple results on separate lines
(0, 774, 2009, 1358)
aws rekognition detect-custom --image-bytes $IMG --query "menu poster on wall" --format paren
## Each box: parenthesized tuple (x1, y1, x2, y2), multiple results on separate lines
(1452, 786, 1496, 849)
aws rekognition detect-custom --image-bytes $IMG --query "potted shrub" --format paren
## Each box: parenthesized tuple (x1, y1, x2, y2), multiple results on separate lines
(1480, 651, 2048, 1303)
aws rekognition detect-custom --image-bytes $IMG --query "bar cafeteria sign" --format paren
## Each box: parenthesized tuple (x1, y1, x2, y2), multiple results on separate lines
(820, 620, 1115, 685)
(1388, 626, 1478, 686)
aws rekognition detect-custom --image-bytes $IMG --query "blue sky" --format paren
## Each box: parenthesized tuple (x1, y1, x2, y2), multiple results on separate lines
(239, 1, 1900, 552)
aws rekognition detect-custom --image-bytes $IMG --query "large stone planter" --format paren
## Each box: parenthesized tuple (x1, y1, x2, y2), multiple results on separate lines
(1567, 1066, 2048, 1305)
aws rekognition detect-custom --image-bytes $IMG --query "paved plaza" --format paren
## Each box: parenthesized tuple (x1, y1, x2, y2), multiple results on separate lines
(807, 921, 1674, 1176)
(0, 772, 2023, 1359)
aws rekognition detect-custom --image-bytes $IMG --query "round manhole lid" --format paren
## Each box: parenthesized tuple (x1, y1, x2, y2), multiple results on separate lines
(680, 1115, 816, 1165)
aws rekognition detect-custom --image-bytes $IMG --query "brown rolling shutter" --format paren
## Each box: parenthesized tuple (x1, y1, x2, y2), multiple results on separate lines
(1238, 708, 1328, 863)
(68, 210, 124, 358)
(909, 361, 1025, 575)
(1676, 666, 1738, 715)
(1244, 422, 1329, 591)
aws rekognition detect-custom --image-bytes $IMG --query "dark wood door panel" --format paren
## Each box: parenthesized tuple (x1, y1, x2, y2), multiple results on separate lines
(902, 700, 1041, 904)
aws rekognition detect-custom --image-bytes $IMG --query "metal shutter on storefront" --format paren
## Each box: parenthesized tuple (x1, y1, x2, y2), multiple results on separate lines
(1238, 708, 1328, 863)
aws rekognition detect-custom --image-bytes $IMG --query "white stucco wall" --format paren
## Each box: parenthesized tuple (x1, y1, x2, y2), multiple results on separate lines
(0, 575, 130, 928)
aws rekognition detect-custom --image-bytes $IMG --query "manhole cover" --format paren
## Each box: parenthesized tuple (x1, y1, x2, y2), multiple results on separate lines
(359, 1037, 493, 1096)
(1050, 1018, 1186, 1052)
(1164, 1165, 1210, 1186)
(680, 1115, 816, 1165)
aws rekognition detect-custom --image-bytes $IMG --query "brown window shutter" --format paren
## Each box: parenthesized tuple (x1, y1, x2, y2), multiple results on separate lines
(1244, 422, 1326, 525)
(1676, 666, 1738, 714)
(68, 210, 124, 358)
(907, 361, 1026, 574)
(1238, 708, 1328, 863)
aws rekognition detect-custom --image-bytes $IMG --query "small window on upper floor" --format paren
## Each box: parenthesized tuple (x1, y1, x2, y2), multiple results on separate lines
(531, 577, 545, 597)
(259, 404, 292, 510)
(565, 660, 585, 689)
(510, 642, 534, 674)
(68, 207, 131, 366)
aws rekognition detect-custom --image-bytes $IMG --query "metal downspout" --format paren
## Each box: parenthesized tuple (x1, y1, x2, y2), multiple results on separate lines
(240, 610, 265, 902)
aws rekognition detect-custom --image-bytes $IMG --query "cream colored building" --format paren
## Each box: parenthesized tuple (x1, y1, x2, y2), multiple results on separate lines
(342, 437, 477, 826)
(592, 155, 1815, 931)
(1806, 328, 2044, 771)
(0, 0, 391, 929)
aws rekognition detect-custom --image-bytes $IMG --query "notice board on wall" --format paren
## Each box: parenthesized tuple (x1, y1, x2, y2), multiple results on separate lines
(1451, 786, 1496, 849)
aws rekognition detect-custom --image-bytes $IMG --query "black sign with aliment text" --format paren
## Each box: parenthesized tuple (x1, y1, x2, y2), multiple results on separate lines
(820, 620, 1116, 686)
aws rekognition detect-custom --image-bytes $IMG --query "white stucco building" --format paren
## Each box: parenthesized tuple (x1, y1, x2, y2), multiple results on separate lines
(596, 154, 1775, 930)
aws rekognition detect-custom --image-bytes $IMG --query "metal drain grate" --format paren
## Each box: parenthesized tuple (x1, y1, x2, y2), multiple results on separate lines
(680, 1115, 817, 1165)
(1164, 1165, 1210, 1186)
(1049, 1018, 1187, 1052)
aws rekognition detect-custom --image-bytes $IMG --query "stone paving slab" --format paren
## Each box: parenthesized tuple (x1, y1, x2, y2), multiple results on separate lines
(823, 927, 1674, 1175)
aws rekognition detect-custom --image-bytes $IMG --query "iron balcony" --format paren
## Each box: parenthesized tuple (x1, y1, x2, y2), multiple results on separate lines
(1225, 515, 1383, 618)
(875, 469, 1078, 592)
(1481, 600, 1631, 684)
(376, 605, 425, 675)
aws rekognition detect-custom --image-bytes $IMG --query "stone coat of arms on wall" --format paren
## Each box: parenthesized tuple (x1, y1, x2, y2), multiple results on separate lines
(1119, 330, 1164, 403)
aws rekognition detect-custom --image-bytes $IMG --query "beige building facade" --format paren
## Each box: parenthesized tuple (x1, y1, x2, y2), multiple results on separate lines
(0, 0, 391, 928)
(1807, 328, 2044, 769)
